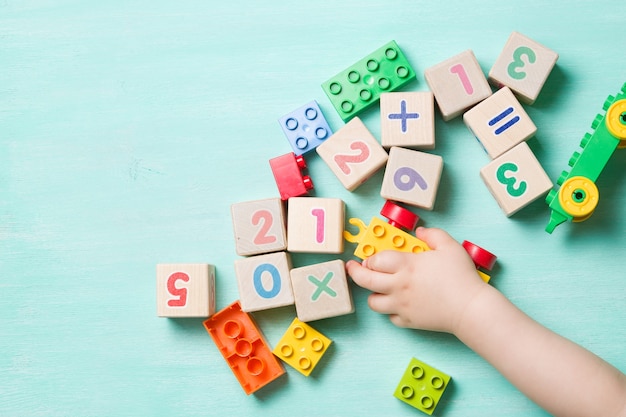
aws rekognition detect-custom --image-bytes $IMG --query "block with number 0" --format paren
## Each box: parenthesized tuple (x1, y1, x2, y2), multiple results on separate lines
(489, 31, 558, 104)
(316, 117, 388, 191)
(480, 142, 552, 216)
(156, 263, 216, 318)
(380, 147, 444, 210)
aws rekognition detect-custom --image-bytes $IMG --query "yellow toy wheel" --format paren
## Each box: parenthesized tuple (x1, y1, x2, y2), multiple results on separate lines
(605, 99, 626, 140)
(558, 176, 599, 221)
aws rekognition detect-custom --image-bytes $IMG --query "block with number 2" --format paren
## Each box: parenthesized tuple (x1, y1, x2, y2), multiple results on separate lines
(231, 198, 287, 256)
(156, 263, 216, 318)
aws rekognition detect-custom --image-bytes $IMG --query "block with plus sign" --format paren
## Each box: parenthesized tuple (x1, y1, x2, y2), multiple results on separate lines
(380, 92, 435, 149)
(380, 147, 444, 210)
(234, 251, 295, 312)
(463, 86, 536, 159)
(316, 117, 388, 192)
(489, 32, 558, 104)
(424, 50, 492, 121)
(480, 142, 552, 216)
(290, 259, 354, 322)
(287, 197, 345, 254)
(278, 100, 333, 155)
(230, 198, 287, 256)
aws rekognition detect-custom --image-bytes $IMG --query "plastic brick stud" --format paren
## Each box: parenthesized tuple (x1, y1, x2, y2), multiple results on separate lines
(321, 40, 416, 122)
(462, 241, 497, 271)
(279, 100, 333, 155)
(269, 152, 314, 200)
(156, 264, 216, 318)
(230, 198, 287, 256)
(380, 200, 419, 231)
(545, 82, 625, 233)
(203, 301, 285, 395)
(489, 32, 558, 104)
(394, 357, 451, 415)
(272, 318, 332, 377)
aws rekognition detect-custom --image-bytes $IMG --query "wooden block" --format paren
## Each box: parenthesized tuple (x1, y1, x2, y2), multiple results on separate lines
(234, 251, 294, 312)
(156, 263, 215, 318)
(287, 197, 345, 254)
(290, 259, 354, 322)
(489, 32, 559, 104)
(380, 92, 435, 149)
(316, 117, 388, 191)
(424, 50, 492, 121)
(380, 147, 444, 210)
(480, 142, 553, 216)
(231, 198, 287, 256)
(463, 86, 537, 159)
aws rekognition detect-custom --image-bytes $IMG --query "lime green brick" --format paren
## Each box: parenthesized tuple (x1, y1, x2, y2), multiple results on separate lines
(322, 40, 416, 122)
(394, 357, 450, 415)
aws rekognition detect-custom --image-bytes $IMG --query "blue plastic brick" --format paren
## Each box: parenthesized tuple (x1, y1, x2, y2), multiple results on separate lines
(322, 40, 416, 122)
(278, 100, 333, 155)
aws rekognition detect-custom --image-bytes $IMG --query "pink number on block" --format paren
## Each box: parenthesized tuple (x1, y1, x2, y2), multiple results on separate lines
(167, 272, 189, 307)
(311, 208, 325, 243)
(251, 209, 277, 245)
(334, 141, 370, 175)
(450, 63, 474, 95)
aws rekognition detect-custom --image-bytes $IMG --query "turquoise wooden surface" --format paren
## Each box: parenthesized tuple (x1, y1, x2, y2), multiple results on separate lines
(2, 1, 625, 416)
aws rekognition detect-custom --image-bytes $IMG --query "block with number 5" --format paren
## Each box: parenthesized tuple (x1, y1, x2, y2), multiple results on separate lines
(156, 263, 216, 318)
(231, 198, 287, 256)
(380, 147, 443, 210)
(287, 197, 345, 254)
(480, 142, 552, 216)
(316, 117, 388, 191)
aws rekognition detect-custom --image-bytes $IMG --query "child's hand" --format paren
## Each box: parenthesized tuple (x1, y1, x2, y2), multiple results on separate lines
(346, 227, 486, 334)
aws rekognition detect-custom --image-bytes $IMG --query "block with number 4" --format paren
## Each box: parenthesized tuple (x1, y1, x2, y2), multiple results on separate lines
(316, 117, 388, 191)
(480, 142, 552, 216)
(489, 32, 558, 104)
(380, 92, 435, 149)
(424, 50, 492, 121)
(290, 259, 354, 322)
(234, 251, 294, 312)
(380, 147, 443, 210)
(463, 86, 536, 159)
(231, 198, 287, 256)
(287, 198, 345, 254)
(156, 263, 216, 318)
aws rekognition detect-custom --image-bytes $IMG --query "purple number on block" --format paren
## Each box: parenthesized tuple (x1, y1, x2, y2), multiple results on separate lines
(394, 167, 428, 191)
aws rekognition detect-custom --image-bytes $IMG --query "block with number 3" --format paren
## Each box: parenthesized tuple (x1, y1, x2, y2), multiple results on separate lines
(231, 198, 287, 256)
(489, 32, 558, 104)
(424, 50, 492, 121)
(316, 117, 388, 191)
(156, 263, 216, 318)
(287, 197, 345, 254)
(480, 142, 552, 216)
(380, 147, 443, 210)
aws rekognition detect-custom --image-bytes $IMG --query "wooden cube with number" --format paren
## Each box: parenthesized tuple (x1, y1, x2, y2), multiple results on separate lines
(231, 198, 287, 256)
(316, 117, 388, 191)
(424, 49, 492, 121)
(380, 147, 443, 210)
(489, 32, 558, 104)
(287, 197, 344, 254)
(480, 142, 552, 216)
(290, 259, 354, 322)
(156, 263, 216, 318)
(234, 251, 294, 312)
(380, 92, 435, 149)
(463, 86, 536, 159)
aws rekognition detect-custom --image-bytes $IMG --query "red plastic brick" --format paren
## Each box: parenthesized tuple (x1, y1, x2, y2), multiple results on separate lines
(203, 301, 285, 395)
(269, 152, 314, 200)
(462, 240, 497, 271)
(380, 200, 419, 231)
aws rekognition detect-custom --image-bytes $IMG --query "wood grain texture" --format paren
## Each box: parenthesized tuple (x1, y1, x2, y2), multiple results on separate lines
(1, 1, 625, 416)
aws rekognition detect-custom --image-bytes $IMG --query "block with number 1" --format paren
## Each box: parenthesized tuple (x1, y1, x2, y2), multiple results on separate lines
(287, 197, 345, 254)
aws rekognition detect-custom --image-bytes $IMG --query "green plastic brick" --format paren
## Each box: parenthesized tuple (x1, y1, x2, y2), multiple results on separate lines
(322, 40, 416, 122)
(393, 357, 450, 415)
(545, 82, 626, 233)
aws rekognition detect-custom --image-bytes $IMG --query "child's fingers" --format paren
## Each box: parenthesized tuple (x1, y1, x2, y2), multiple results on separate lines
(362, 250, 408, 273)
(389, 314, 409, 328)
(345, 260, 395, 294)
(367, 293, 397, 315)
(415, 227, 456, 250)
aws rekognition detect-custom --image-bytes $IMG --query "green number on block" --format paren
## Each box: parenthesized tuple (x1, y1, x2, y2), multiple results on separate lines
(507, 46, 536, 80)
(497, 163, 527, 197)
